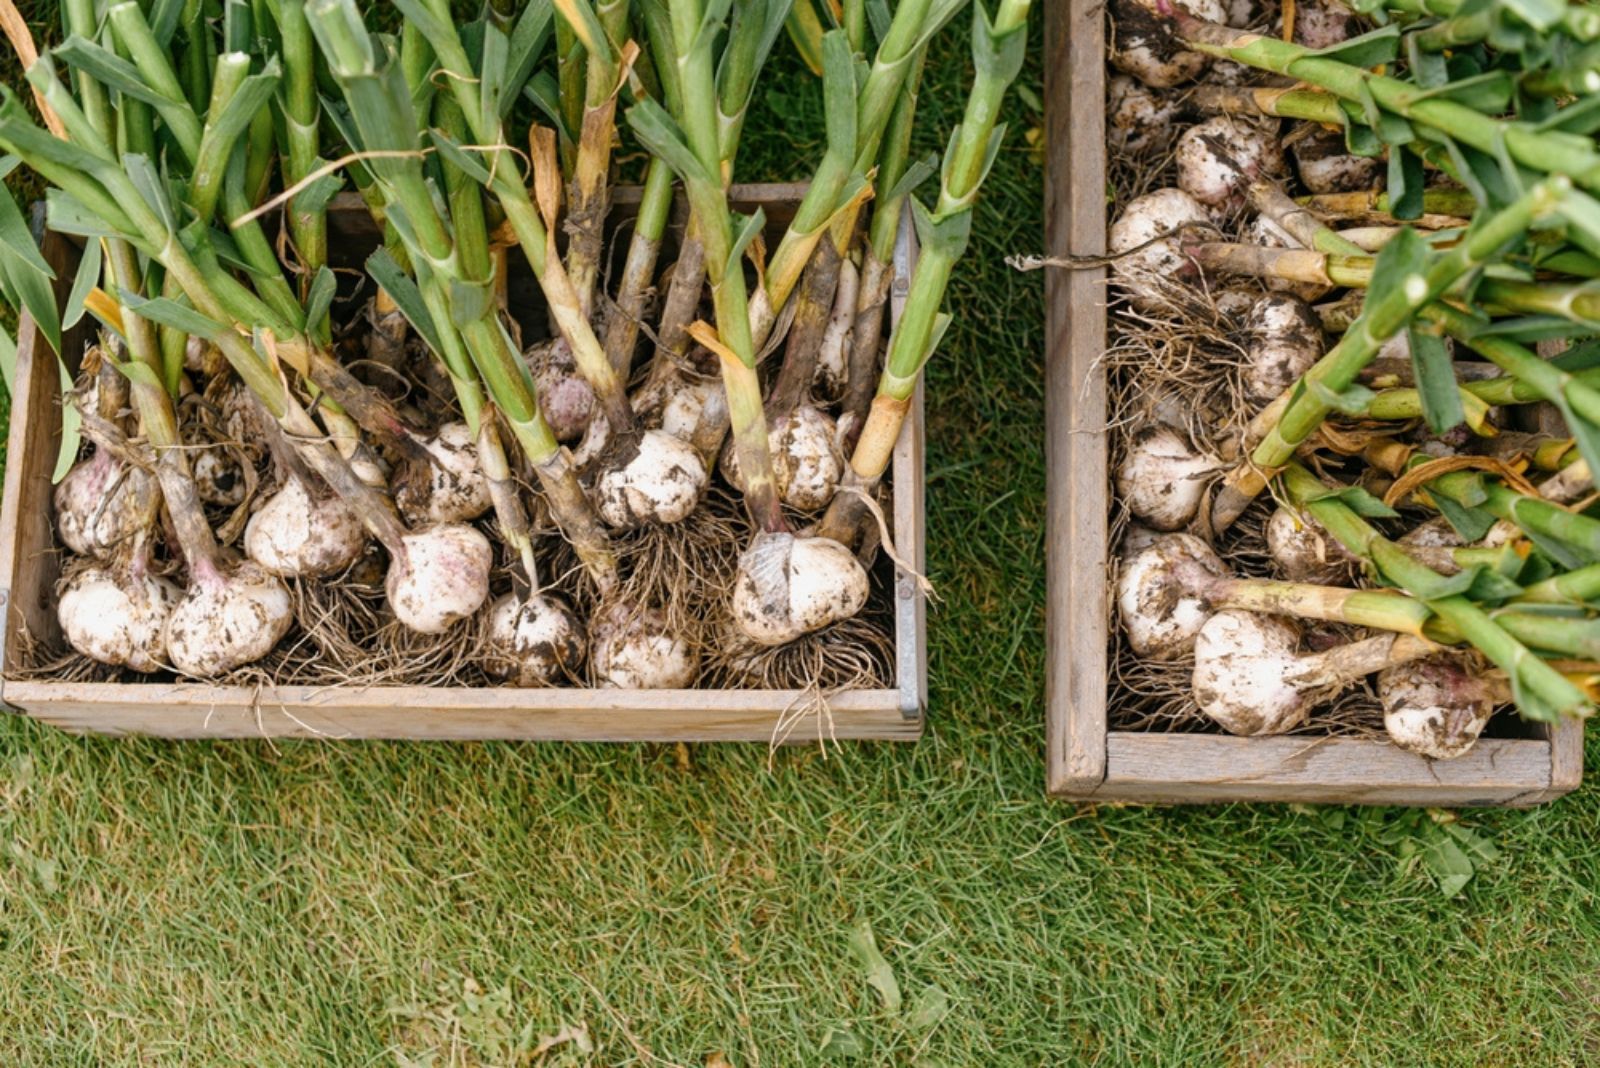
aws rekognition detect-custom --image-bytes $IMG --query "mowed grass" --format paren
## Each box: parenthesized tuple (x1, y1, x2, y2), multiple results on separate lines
(3, 6, 1600, 1066)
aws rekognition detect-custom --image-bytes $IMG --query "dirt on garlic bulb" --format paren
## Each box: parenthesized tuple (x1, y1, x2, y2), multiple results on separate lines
(1115, 426, 1223, 531)
(590, 601, 699, 688)
(1379, 655, 1497, 761)
(1244, 294, 1323, 402)
(731, 532, 870, 647)
(1109, 188, 1218, 312)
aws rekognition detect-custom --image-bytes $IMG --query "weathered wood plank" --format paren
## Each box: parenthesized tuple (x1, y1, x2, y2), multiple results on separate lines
(1045, 0, 1110, 793)
(5, 682, 913, 742)
(0, 226, 88, 683)
(1092, 733, 1556, 807)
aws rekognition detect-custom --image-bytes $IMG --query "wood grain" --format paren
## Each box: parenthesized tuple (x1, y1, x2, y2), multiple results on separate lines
(0, 185, 926, 742)
(1045, 0, 1111, 793)
(1095, 733, 1559, 807)
(1041, 1, 1582, 803)
(6, 681, 914, 742)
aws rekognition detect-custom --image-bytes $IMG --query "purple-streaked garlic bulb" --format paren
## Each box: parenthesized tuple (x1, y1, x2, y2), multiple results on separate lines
(1175, 116, 1283, 212)
(529, 337, 594, 443)
(1110, 0, 1227, 88)
(245, 476, 368, 578)
(1291, 0, 1361, 49)
(1379, 655, 1496, 760)
(164, 558, 294, 677)
(55, 451, 157, 559)
(385, 524, 493, 634)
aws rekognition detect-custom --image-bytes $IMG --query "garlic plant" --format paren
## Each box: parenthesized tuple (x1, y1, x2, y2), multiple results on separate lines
(1, 0, 1028, 690)
(1106, 0, 1600, 743)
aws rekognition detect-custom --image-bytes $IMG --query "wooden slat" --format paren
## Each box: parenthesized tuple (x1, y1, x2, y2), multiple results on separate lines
(0, 227, 88, 685)
(1, 185, 927, 742)
(1045, 0, 1110, 793)
(1094, 733, 1557, 807)
(1041, 0, 1580, 803)
(6, 681, 913, 742)
(891, 204, 927, 718)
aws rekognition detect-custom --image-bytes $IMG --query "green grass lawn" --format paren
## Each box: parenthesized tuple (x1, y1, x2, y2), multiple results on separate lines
(3, 7, 1600, 1066)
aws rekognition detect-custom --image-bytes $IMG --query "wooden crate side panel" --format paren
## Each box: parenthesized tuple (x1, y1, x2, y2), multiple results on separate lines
(0, 227, 88, 682)
(1045, 0, 1110, 793)
(5, 682, 915, 742)
(890, 207, 927, 719)
(1072, 734, 1559, 806)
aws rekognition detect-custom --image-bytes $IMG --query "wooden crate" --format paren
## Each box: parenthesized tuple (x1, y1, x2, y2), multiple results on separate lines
(0, 184, 927, 742)
(1042, 2, 1582, 804)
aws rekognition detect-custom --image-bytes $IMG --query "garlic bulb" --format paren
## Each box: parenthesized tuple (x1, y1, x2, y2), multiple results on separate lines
(1244, 294, 1322, 402)
(1380, 655, 1496, 761)
(486, 592, 586, 686)
(1265, 506, 1354, 584)
(1292, 125, 1381, 195)
(1175, 116, 1282, 212)
(1110, 0, 1227, 88)
(58, 562, 179, 672)
(55, 451, 155, 559)
(529, 337, 594, 443)
(385, 524, 493, 634)
(1117, 533, 1227, 658)
(1108, 75, 1185, 155)
(731, 532, 870, 647)
(722, 407, 845, 514)
(1109, 188, 1217, 312)
(165, 560, 293, 677)
(396, 422, 493, 527)
(245, 476, 368, 578)
(591, 601, 698, 688)
(1192, 610, 1315, 735)
(595, 429, 708, 528)
(1114, 426, 1222, 531)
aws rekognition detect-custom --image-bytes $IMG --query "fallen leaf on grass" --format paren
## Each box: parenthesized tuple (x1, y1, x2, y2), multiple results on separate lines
(820, 1028, 866, 1060)
(846, 921, 902, 1012)
(534, 1022, 594, 1056)
(906, 985, 951, 1034)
